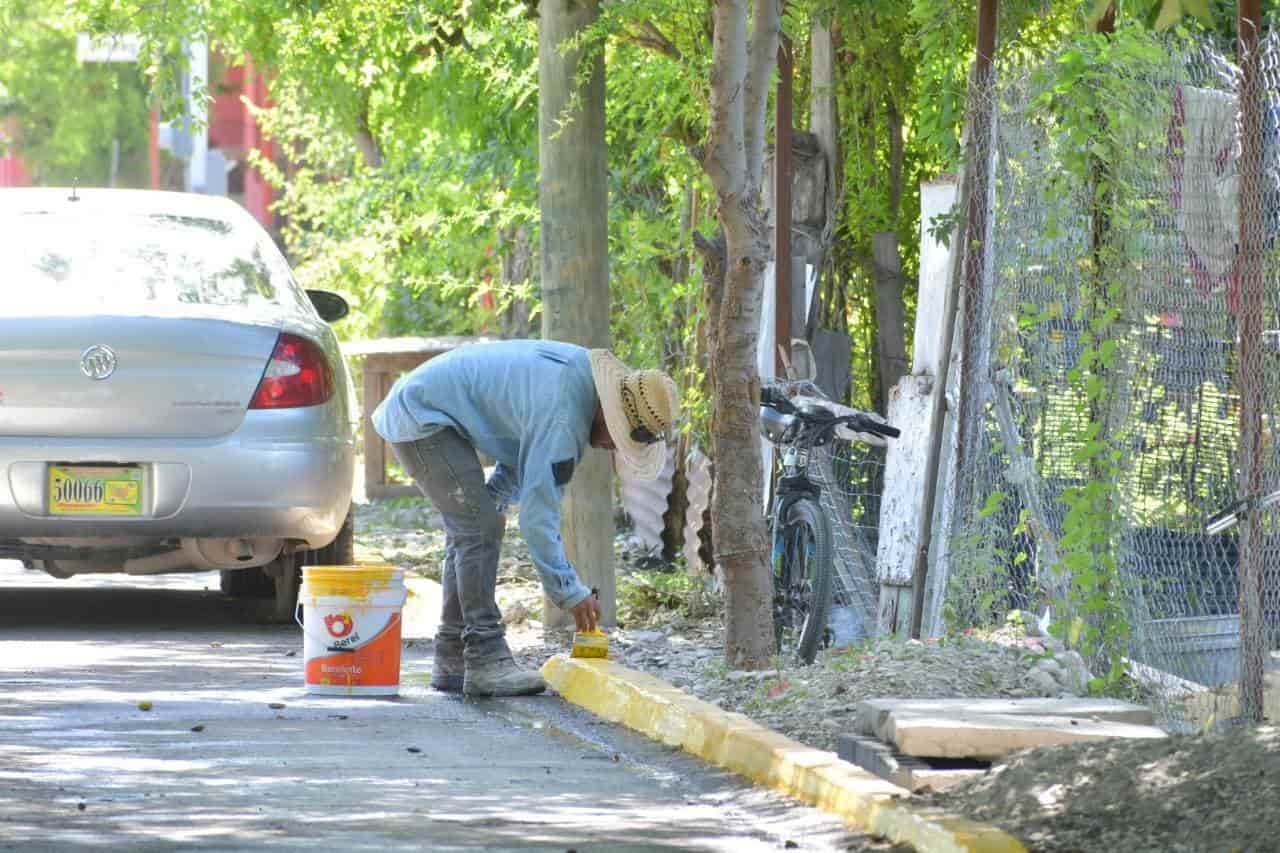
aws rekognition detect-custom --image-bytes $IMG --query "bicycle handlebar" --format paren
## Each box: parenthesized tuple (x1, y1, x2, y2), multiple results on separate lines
(759, 385, 796, 414)
(760, 386, 900, 439)
(842, 413, 901, 439)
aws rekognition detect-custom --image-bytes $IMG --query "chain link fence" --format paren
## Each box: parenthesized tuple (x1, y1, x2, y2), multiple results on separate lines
(933, 33, 1280, 730)
(812, 437, 887, 645)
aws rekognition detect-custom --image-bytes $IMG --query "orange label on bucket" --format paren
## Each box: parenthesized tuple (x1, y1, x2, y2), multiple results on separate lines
(306, 613, 404, 688)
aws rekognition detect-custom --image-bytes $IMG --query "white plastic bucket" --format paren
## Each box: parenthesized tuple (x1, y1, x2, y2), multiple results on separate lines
(297, 564, 407, 697)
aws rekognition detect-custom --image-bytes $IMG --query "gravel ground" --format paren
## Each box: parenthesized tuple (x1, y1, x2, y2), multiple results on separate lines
(356, 497, 1277, 852)
(356, 498, 1092, 752)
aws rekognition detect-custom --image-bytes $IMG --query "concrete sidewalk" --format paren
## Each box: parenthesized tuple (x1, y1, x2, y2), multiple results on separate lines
(0, 564, 889, 851)
(407, 575, 1024, 851)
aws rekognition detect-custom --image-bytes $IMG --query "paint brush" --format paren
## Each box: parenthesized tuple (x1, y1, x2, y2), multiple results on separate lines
(570, 588, 609, 659)
(570, 629, 609, 659)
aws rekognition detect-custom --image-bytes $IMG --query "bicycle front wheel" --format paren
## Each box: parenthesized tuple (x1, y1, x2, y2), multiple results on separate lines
(773, 497, 834, 664)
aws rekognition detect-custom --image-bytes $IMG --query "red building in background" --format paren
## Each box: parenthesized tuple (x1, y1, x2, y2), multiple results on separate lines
(0, 118, 33, 188)
(200, 57, 275, 230)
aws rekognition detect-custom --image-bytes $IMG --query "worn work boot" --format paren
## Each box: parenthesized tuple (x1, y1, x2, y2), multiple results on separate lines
(430, 636, 465, 692)
(463, 642, 546, 697)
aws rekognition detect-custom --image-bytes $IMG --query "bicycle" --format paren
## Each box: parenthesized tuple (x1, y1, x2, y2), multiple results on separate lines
(759, 383, 900, 663)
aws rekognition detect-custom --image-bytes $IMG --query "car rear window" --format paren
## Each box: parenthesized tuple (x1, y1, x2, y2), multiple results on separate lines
(5, 211, 309, 313)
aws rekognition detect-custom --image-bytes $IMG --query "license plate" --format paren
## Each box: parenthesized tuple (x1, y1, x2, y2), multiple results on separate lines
(48, 465, 144, 516)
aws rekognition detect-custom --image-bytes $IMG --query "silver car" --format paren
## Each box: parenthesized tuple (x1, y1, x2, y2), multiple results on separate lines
(0, 188, 357, 619)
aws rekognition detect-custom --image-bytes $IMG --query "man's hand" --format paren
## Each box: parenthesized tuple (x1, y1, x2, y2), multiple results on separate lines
(570, 590, 601, 633)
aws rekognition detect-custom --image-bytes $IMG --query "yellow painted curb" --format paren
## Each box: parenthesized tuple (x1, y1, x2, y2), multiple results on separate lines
(541, 656, 1025, 853)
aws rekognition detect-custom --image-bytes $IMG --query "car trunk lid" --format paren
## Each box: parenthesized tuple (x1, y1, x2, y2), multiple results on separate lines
(0, 314, 282, 439)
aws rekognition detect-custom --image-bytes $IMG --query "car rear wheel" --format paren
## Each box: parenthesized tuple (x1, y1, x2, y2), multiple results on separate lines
(306, 507, 355, 566)
(270, 506, 355, 623)
(271, 551, 301, 623)
(220, 565, 275, 597)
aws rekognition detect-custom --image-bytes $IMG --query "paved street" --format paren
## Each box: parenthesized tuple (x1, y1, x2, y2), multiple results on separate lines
(0, 561, 885, 852)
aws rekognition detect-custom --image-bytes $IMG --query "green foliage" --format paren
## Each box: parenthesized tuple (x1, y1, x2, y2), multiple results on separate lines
(942, 531, 1012, 631)
(0, 0, 151, 187)
(831, 1, 926, 409)
(820, 0, 1077, 411)
(1027, 24, 1178, 689)
(68, 0, 548, 340)
(910, 0, 1075, 175)
(617, 569, 718, 626)
(248, 0, 543, 339)
(591, 4, 719, 440)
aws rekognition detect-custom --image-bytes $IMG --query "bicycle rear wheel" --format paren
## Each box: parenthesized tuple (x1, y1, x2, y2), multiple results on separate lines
(772, 497, 834, 664)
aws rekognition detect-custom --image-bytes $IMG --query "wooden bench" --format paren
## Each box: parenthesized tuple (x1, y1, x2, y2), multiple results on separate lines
(342, 336, 496, 499)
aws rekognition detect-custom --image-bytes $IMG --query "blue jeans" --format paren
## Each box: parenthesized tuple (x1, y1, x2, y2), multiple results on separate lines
(391, 429, 505, 657)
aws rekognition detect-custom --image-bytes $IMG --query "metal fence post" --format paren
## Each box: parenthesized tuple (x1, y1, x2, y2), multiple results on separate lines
(1236, 0, 1267, 724)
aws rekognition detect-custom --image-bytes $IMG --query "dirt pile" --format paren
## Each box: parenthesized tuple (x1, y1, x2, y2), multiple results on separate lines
(923, 725, 1280, 852)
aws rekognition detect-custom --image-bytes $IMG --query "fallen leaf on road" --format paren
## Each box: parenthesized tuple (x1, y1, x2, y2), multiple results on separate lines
(190, 724, 205, 732)
(268, 702, 285, 709)
(406, 747, 422, 753)
(137, 700, 153, 711)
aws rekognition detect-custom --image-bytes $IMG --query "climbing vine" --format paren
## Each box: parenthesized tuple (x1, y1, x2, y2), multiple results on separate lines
(1031, 26, 1173, 689)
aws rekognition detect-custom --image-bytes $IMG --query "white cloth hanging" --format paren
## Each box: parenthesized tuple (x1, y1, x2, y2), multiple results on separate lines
(1176, 86, 1239, 279)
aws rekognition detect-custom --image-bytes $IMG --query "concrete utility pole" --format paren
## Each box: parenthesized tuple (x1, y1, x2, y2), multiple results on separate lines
(538, 0, 615, 627)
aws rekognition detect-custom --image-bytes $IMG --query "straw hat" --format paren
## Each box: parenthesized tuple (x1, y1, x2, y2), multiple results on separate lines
(588, 350, 679, 481)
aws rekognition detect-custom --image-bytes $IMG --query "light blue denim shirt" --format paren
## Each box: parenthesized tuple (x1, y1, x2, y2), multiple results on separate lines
(371, 339, 596, 610)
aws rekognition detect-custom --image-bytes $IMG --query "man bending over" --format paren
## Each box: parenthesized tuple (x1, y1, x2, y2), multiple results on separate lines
(373, 340, 679, 697)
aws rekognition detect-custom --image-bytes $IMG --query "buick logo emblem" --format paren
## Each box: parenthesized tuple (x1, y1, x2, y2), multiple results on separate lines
(80, 345, 117, 380)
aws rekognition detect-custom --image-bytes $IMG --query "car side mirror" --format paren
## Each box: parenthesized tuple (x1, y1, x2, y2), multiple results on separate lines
(306, 289, 350, 323)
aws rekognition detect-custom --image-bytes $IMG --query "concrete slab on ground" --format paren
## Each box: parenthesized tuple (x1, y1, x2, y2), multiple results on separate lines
(881, 711, 1168, 760)
(855, 697, 1156, 741)
(837, 734, 988, 793)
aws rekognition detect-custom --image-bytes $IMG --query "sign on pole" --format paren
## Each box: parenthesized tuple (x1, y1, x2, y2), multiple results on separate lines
(76, 34, 142, 64)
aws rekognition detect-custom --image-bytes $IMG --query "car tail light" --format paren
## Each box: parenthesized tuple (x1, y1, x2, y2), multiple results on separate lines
(249, 333, 334, 409)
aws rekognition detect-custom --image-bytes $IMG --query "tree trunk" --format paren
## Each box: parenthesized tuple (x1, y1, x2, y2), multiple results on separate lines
(872, 231, 908, 406)
(870, 93, 907, 412)
(354, 92, 382, 169)
(500, 225, 534, 338)
(711, 206, 774, 667)
(702, 0, 781, 668)
(809, 15, 839, 265)
(538, 0, 614, 627)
